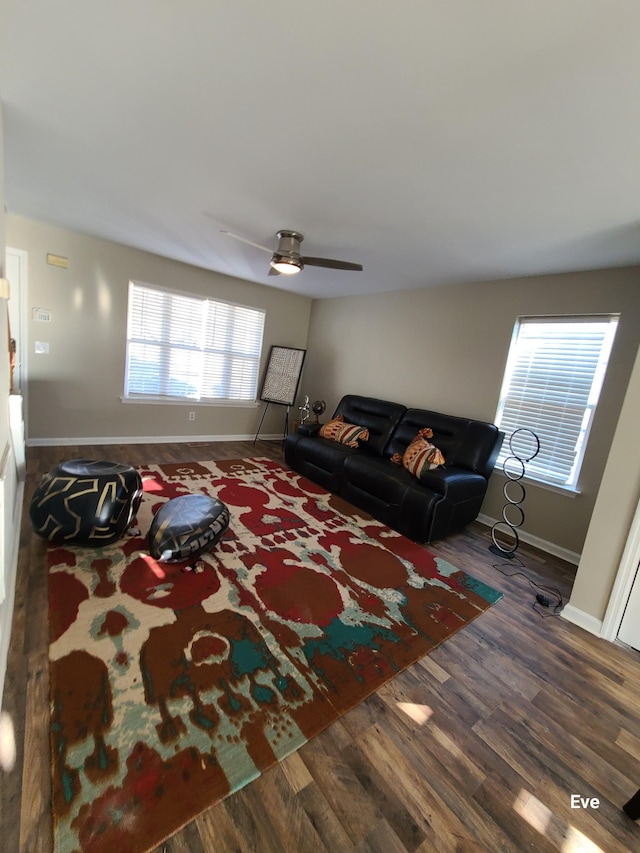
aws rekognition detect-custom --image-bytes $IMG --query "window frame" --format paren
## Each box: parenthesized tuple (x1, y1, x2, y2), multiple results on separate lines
(493, 314, 619, 493)
(122, 280, 266, 407)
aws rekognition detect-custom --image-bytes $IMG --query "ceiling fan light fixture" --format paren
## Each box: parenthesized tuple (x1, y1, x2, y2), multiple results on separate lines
(220, 228, 362, 276)
(270, 254, 302, 275)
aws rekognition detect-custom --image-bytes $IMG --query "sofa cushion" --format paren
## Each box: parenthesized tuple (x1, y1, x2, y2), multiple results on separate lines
(343, 453, 414, 508)
(333, 395, 406, 456)
(285, 432, 358, 494)
(342, 454, 443, 541)
(388, 409, 503, 478)
(319, 415, 369, 448)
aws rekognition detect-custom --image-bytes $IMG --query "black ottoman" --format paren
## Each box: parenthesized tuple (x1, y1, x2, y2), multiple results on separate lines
(148, 494, 230, 562)
(30, 459, 143, 545)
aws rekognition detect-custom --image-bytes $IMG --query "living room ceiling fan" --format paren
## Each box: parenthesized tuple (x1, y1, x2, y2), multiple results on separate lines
(221, 229, 363, 276)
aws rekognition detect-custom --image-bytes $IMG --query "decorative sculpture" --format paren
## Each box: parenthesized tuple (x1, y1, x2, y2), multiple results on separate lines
(299, 395, 311, 423)
(489, 428, 540, 559)
(311, 400, 326, 423)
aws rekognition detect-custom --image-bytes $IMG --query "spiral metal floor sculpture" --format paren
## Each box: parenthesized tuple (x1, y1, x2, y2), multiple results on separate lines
(489, 428, 540, 559)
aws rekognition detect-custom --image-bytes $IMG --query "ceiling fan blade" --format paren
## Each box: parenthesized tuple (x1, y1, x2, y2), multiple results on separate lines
(221, 230, 273, 254)
(303, 256, 363, 271)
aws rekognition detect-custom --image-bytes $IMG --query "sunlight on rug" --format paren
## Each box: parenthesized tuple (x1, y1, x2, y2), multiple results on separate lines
(47, 457, 501, 852)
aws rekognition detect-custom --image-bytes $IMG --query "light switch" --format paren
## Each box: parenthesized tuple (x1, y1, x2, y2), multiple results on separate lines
(35, 341, 50, 354)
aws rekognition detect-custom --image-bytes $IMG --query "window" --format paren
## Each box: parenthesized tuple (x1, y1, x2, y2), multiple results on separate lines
(124, 281, 265, 404)
(494, 315, 619, 490)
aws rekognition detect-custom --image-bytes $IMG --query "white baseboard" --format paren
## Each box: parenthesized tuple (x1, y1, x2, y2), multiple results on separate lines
(26, 433, 283, 447)
(476, 513, 580, 566)
(560, 604, 603, 637)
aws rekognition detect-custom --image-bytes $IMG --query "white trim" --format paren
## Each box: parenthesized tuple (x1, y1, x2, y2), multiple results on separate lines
(476, 513, 581, 565)
(9, 396, 26, 481)
(120, 396, 259, 408)
(561, 603, 603, 637)
(492, 470, 580, 498)
(5, 248, 29, 438)
(600, 498, 640, 641)
(26, 433, 283, 447)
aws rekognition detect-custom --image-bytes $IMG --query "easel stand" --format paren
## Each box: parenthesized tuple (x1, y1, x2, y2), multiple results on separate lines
(253, 403, 290, 448)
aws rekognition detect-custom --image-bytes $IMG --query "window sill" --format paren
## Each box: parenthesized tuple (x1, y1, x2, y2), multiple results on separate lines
(493, 469, 580, 498)
(120, 396, 258, 408)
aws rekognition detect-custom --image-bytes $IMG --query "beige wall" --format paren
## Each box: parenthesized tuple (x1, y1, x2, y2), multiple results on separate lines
(6, 215, 312, 442)
(302, 268, 640, 555)
(569, 342, 640, 621)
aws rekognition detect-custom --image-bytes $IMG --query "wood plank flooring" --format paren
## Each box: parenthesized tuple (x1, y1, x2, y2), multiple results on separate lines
(1, 440, 639, 852)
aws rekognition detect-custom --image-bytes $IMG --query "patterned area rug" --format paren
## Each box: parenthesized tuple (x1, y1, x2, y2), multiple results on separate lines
(48, 457, 502, 852)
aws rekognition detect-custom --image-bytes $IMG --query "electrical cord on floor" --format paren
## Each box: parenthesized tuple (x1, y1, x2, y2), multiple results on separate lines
(491, 553, 564, 618)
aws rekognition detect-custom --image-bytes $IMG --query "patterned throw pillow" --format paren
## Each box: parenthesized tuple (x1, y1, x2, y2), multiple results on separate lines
(391, 427, 445, 478)
(319, 414, 370, 448)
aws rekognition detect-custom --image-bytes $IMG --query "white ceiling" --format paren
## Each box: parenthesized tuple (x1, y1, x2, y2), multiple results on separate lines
(1, 1, 639, 299)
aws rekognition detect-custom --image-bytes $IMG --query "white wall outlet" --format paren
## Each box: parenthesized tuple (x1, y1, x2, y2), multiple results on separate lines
(188, 411, 196, 421)
(35, 341, 50, 354)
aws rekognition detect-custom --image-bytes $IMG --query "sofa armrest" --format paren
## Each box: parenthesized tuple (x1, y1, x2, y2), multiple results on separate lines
(297, 422, 323, 437)
(417, 467, 488, 500)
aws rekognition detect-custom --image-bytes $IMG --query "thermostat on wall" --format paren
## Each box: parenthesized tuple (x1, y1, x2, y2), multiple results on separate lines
(33, 307, 52, 322)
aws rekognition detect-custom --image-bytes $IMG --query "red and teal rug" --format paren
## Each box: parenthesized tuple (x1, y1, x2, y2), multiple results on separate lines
(48, 457, 502, 852)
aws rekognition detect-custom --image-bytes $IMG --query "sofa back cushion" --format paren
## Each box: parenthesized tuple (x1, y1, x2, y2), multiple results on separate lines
(388, 409, 503, 478)
(333, 395, 406, 457)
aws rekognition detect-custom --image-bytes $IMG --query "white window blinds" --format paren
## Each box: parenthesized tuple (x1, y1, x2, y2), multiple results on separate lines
(125, 282, 265, 403)
(495, 315, 618, 489)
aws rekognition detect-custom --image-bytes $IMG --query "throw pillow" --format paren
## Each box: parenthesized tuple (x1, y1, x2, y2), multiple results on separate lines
(391, 427, 445, 478)
(319, 414, 370, 448)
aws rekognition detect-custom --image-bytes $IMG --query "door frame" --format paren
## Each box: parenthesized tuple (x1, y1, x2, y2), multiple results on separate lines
(601, 497, 640, 641)
(5, 247, 28, 437)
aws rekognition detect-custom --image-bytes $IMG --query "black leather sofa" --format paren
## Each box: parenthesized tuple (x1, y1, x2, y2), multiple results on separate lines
(284, 394, 504, 543)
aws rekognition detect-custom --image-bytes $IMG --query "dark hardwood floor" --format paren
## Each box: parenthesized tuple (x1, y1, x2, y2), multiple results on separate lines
(2, 440, 639, 852)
